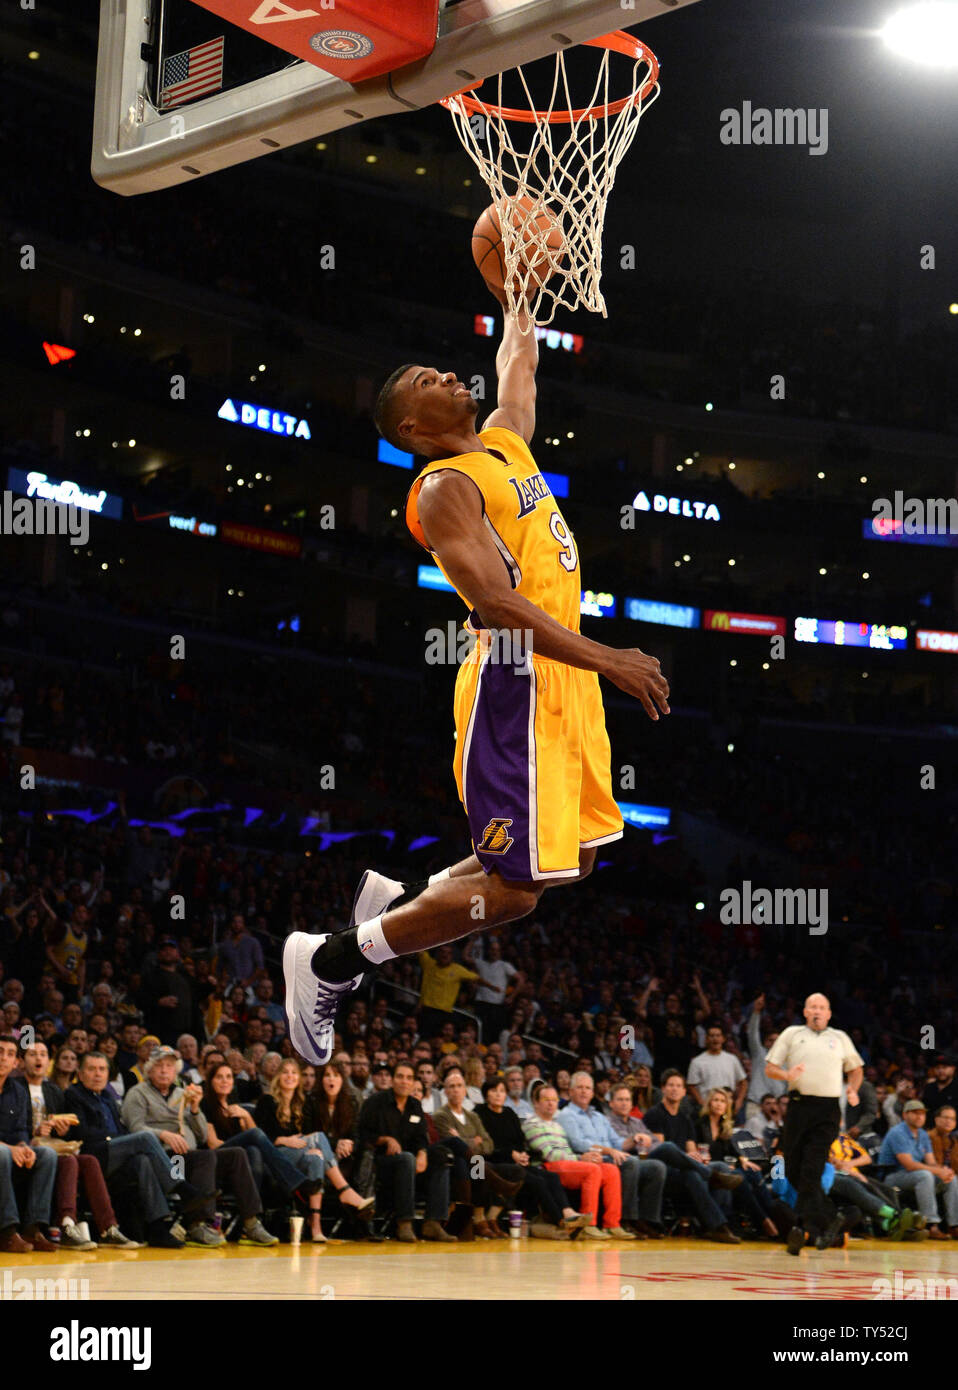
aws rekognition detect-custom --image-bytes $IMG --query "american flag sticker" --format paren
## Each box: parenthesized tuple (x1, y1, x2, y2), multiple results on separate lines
(159, 35, 225, 110)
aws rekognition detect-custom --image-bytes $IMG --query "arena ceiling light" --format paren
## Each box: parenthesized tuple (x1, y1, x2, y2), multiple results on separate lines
(882, 2, 958, 66)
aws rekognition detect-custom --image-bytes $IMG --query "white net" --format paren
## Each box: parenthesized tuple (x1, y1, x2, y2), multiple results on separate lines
(443, 35, 659, 332)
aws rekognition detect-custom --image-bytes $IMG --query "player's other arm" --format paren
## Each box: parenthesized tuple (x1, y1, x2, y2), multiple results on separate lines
(417, 471, 670, 721)
(482, 289, 537, 443)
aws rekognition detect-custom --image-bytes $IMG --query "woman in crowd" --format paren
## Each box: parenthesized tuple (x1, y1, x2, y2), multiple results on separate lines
(306, 1062, 358, 1175)
(631, 1065, 660, 1116)
(50, 1044, 79, 1091)
(475, 1077, 590, 1238)
(696, 1088, 779, 1238)
(255, 1059, 372, 1242)
(202, 1061, 315, 1205)
(554, 1069, 572, 1108)
(98, 1033, 125, 1100)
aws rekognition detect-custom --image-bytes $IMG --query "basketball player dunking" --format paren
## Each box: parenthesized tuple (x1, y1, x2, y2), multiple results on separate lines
(284, 280, 670, 1064)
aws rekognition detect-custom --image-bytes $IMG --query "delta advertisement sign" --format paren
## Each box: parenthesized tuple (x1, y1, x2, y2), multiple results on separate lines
(703, 610, 786, 637)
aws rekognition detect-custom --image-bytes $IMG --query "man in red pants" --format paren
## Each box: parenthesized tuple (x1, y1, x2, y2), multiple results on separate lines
(521, 1085, 635, 1240)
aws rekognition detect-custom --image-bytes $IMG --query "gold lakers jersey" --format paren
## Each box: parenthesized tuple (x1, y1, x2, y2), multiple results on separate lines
(405, 426, 581, 634)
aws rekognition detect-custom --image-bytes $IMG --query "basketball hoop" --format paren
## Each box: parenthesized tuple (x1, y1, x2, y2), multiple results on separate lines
(441, 31, 660, 332)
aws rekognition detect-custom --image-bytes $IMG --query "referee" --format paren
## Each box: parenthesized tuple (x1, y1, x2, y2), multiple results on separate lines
(765, 993, 864, 1254)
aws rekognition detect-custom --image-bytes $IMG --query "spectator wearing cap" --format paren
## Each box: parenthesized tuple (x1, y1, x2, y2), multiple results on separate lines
(371, 1063, 393, 1092)
(140, 938, 193, 1044)
(922, 1055, 958, 1123)
(122, 1034, 161, 1093)
(877, 1099, 958, 1240)
(122, 1045, 276, 1247)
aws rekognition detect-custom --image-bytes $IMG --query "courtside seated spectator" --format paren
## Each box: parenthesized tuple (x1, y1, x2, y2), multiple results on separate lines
(929, 1105, 958, 1171)
(432, 1067, 522, 1239)
(503, 1066, 534, 1119)
(201, 1061, 307, 1213)
(0, 1034, 58, 1252)
(70, 1051, 195, 1247)
(358, 1062, 455, 1244)
(17, 1040, 141, 1249)
(123, 1045, 275, 1246)
(877, 1099, 958, 1239)
(745, 1094, 782, 1148)
(254, 1058, 372, 1241)
(522, 1083, 630, 1241)
(642, 1072, 742, 1243)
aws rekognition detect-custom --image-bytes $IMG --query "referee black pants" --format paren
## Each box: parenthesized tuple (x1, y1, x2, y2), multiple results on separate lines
(781, 1094, 840, 1237)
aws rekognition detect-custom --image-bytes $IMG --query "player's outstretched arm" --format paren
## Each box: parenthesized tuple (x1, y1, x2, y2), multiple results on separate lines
(482, 286, 537, 444)
(417, 471, 670, 721)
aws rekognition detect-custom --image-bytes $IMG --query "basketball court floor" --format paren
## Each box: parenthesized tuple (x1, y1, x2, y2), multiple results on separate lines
(4, 1239, 954, 1301)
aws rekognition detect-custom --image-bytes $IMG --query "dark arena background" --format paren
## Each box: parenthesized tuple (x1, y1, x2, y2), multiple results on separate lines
(0, 0, 956, 1350)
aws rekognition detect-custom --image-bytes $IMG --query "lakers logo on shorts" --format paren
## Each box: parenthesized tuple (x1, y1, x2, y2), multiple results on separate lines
(478, 818, 515, 854)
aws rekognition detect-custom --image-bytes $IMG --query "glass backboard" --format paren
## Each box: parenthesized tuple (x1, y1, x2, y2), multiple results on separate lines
(93, 0, 700, 195)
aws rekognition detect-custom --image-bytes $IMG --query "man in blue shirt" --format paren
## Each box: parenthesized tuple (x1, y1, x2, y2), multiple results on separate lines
(557, 1071, 667, 1238)
(0, 1034, 58, 1253)
(877, 1099, 958, 1239)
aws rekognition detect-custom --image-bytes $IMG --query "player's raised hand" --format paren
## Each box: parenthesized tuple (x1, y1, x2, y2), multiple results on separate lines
(602, 648, 670, 720)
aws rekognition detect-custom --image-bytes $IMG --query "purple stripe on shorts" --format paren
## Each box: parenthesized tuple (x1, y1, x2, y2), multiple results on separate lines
(463, 657, 534, 881)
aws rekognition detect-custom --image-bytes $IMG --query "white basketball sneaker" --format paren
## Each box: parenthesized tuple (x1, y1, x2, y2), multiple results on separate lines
(283, 931, 362, 1065)
(349, 869, 405, 928)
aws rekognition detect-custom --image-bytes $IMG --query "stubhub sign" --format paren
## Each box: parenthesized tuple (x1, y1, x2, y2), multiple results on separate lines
(218, 398, 311, 440)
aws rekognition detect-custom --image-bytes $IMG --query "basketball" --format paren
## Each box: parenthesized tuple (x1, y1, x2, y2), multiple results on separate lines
(471, 197, 564, 295)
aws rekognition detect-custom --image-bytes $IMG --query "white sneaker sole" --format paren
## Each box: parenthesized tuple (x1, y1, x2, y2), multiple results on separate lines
(349, 869, 404, 929)
(283, 930, 361, 1065)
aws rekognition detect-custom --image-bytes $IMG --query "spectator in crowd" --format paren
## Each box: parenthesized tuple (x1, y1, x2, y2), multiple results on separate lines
(351, 1055, 373, 1100)
(201, 1061, 304, 1219)
(122, 1044, 274, 1246)
(371, 1063, 393, 1092)
(71, 1051, 197, 1247)
(415, 1060, 443, 1114)
(418, 943, 479, 1041)
(432, 1067, 523, 1239)
(696, 1088, 780, 1237)
(929, 1105, 958, 1171)
(745, 1093, 782, 1149)
(883, 1076, 916, 1129)
(139, 938, 195, 1045)
(877, 1099, 958, 1239)
(557, 1071, 666, 1239)
(475, 1076, 589, 1238)
(330, 1050, 365, 1111)
(523, 1083, 630, 1240)
(176, 1034, 203, 1085)
(254, 1058, 372, 1241)
(0, 1034, 58, 1252)
(637, 974, 711, 1076)
(503, 1065, 534, 1119)
(122, 1033, 161, 1092)
(472, 936, 520, 1044)
(828, 1131, 914, 1239)
(218, 915, 264, 991)
(642, 1072, 743, 1243)
(358, 1062, 455, 1244)
(630, 1065, 660, 1116)
(844, 1076, 880, 1139)
(307, 1062, 361, 1179)
(745, 995, 784, 1120)
(51, 1044, 79, 1092)
(687, 1024, 748, 1116)
(923, 1056, 958, 1121)
(17, 1041, 142, 1250)
(45, 904, 90, 1003)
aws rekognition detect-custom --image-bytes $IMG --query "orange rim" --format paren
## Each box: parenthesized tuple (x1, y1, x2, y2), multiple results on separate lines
(439, 30, 658, 125)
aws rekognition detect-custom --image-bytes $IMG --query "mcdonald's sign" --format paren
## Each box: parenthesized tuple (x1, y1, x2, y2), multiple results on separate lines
(703, 610, 786, 637)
